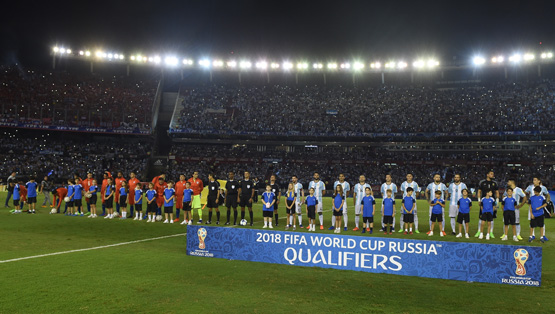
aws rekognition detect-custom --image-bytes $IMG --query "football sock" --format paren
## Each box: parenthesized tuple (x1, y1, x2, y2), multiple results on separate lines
(355, 215, 360, 228)
(249, 211, 253, 223)
(343, 213, 348, 227)
(234, 210, 238, 224)
(241, 211, 245, 220)
(216, 211, 220, 221)
(516, 224, 521, 235)
(298, 214, 302, 226)
(491, 221, 494, 232)
(290, 215, 294, 226)
(101, 204, 105, 215)
(198, 208, 203, 219)
(87, 203, 91, 212)
(451, 218, 456, 232)
(116, 203, 120, 213)
(275, 213, 278, 223)
(208, 211, 213, 221)
(319, 214, 323, 226)
(227, 209, 231, 222)
(175, 208, 180, 219)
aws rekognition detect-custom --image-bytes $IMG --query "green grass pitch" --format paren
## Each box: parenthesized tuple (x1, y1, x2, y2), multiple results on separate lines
(0, 191, 553, 313)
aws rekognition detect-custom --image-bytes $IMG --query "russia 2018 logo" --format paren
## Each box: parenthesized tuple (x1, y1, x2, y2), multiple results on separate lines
(514, 249, 529, 276)
(198, 228, 207, 249)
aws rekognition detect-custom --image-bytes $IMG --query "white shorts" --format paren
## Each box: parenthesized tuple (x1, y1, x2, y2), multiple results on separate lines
(515, 208, 520, 224)
(343, 202, 348, 214)
(295, 201, 302, 214)
(316, 201, 323, 213)
(355, 203, 362, 215)
(449, 204, 458, 217)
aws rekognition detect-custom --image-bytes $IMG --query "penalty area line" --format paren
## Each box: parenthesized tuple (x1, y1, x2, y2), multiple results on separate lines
(0, 233, 187, 264)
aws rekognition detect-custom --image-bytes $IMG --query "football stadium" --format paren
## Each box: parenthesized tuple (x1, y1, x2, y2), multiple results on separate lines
(1, 1, 555, 313)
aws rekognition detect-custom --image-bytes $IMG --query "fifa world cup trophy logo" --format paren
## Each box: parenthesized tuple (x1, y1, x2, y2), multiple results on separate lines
(514, 249, 529, 276)
(198, 228, 207, 249)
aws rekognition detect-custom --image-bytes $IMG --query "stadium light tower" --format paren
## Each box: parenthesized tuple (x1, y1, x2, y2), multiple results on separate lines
(509, 54, 521, 63)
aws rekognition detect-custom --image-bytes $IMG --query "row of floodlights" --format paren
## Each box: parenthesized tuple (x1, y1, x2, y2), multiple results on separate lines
(473, 52, 553, 66)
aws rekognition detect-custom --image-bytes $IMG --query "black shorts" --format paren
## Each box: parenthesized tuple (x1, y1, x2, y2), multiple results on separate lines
(481, 212, 493, 222)
(134, 203, 143, 211)
(74, 198, 82, 207)
(263, 210, 273, 218)
(431, 213, 443, 222)
(286, 200, 295, 214)
(27, 197, 37, 204)
(164, 206, 173, 214)
(307, 205, 316, 219)
(383, 215, 393, 224)
(105, 196, 114, 208)
(239, 196, 252, 208)
(457, 213, 470, 224)
(207, 196, 219, 208)
(333, 209, 343, 217)
(503, 211, 516, 226)
(363, 216, 374, 223)
(530, 215, 544, 228)
(147, 202, 157, 213)
(119, 195, 127, 207)
(13, 199, 20, 206)
(67, 201, 74, 207)
(182, 201, 192, 211)
(90, 194, 97, 204)
(225, 196, 238, 208)
(403, 213, 414, 223)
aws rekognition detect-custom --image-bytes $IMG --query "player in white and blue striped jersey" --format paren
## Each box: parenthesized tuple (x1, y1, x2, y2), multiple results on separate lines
(504, 179, 526, 240)
(380, 174, 398, 231)
(400, 173, 420, 233)
(447, 174, 467, 235)
(353, 175, 371, 231)
(308, 172, 326, 230)
(425, 174, 448, 234)
(292, 175, 305, 228)
(525, 177, 551, 240)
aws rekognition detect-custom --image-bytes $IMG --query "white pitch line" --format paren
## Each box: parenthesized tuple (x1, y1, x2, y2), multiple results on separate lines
(0, 233, 187, 264)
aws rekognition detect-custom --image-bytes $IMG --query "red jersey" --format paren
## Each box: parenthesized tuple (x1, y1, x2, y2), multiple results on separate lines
(153, 178, 168, 207)
(82, 178, 94, 192)
(175, 180, 187, 209)
(115, 177, 126, 198)
(20, 186, 27, 202)
(187, 177, 204, 196)
(53, 187, 68, 208)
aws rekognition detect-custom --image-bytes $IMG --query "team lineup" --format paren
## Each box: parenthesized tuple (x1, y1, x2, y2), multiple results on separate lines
(6, 169, 552, 243)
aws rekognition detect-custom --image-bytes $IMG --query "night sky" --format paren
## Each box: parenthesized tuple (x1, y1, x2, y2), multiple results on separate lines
(1, 0, 554, 66)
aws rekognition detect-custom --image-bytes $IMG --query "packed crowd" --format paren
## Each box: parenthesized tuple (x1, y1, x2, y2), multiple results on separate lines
(168, 144, 554, 191)
(0, 132, 151, 182)
(0, 66, 158, 130)
(172, 81, 555, 136)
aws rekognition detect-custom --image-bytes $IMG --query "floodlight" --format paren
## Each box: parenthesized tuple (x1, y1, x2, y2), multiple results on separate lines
(85, 51, 91, 57)
(199, 59, 211, 67)
(413, 60, 424, 68)
(79, 51, 84, 56)
(397, 61, 407, 69)
(370, 62, 381, 69)
(108, 53, 113, 59)
(313, 63, 323, 69)
(270, 62, 280, 69)
(327, 62, 337, 69)
(130, 56, 136, 61)
(491, 56, 504, 63)
(165, 56, 179, 66)
(473, 56, 486, 65)
(66, 49, 71, 54)
(227, 60, 237, 68)
(427, 60, 439, 67)
(102, 53, 107, 58)
(509, 54, 521, 63)
(548, 52, 553, 58)
(523, 53, 535, 61)
(183, 59, 193, 65)
(53, 47, 59, 53)
(213, 60, 224, 67)
(119, 55, 124, 60)
(239, 61, 252, 69)
(541, 53, 547, 59)
(340, 63, 350, 69)
(255, 61, 268, 69)
(353, 62, 364, 70)
(59, 48, 66, 54)
(114, 54, 119, 59)
(297, 62, 308, 69)
(283, 62, 293, 70)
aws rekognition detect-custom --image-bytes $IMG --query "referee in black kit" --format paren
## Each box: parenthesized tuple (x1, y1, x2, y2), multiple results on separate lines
(225, 171, 240, 225)
(238, 171, 255, 226)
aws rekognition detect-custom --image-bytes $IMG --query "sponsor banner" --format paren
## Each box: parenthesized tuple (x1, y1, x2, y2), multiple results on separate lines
(0, 121, 150, 135)
(187, 226, 542, 286)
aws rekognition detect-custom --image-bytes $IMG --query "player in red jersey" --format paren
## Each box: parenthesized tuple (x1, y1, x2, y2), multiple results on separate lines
(101, 172, 112, 216)
(82, 172, 94, 215)
(51, 186, 68, 214)
(187, 172, 204, 223)
(114, 172, 126, 214)
(174, 174, 187, 223)
(127, 172, 140, 218)
(152, 174, 168, 216)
